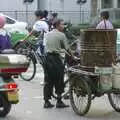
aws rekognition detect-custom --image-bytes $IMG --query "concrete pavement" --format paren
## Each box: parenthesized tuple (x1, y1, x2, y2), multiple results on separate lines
(1, 64, 120, 120)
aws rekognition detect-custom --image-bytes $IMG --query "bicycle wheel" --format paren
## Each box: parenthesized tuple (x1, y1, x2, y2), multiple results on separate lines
(108, 91, 120, 112)
(20, 55, 36, 81)
(69, 74, 92, 116)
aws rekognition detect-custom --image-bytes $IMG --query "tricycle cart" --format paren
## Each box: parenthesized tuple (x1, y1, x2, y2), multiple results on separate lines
(68, 29, 120, 116)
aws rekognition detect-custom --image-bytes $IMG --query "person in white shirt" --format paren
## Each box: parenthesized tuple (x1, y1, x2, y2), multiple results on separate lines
(96, 11, 113, 29)
(25, 10, 49, 54)
(33, 11, 49, 33)
(33, 10, 49, 54)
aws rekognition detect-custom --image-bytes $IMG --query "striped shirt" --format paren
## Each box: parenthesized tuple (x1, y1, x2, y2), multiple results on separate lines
(96, 20, 113, 29)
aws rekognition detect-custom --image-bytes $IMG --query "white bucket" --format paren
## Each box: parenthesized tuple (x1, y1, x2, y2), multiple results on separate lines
(100, 75, 112, 91)
(112, 63, 120, 89)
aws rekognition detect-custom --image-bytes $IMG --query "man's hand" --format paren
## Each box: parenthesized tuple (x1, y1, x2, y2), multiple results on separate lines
(73, 56, 80, 61)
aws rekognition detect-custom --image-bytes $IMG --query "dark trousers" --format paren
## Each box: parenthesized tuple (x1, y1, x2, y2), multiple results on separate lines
(39, 40, 44, 55)
(43, 53, 65, 101)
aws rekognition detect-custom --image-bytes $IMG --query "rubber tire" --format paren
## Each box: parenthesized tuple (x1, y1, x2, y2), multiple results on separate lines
(14, 40, 37, 81)
(108, 93, 120, 112)
(69, 75, 92, 116)
(0, 95, 11, 117)
(20, 55, 36, 81)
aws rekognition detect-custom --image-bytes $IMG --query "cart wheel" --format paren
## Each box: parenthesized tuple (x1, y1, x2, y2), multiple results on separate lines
(69, 75, 92, 116)
(108, 92, 120, 112)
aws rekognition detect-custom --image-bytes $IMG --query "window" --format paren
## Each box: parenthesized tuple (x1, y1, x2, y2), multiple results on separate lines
(118, 0, 120, 8)
(5, 17, 15, 24)
(101, 0, 113, 8)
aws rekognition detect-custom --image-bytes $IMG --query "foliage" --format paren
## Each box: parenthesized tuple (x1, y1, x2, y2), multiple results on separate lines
(64, 22, 89, 46)
(112, 20, 120, 28)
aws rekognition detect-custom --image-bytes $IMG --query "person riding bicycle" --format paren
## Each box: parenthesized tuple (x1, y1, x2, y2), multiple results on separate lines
(27, 10, 49, 55)
(43, 19, 69, 108)
(0, 15, 12, 51)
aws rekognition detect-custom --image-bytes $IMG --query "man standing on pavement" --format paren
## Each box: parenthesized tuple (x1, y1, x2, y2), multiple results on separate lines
(43, 19, 69, 108)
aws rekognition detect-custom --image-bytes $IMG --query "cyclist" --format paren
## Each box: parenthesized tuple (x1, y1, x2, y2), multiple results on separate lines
(0, 15, 12, 50)
(26, 10, 49, 55)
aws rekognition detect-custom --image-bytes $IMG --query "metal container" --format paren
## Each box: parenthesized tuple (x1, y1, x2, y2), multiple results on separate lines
(80, 29, 117, 72)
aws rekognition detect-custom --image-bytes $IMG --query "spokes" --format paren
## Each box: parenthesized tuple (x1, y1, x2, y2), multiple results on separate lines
(111, 93, 120, 108)
(72, 86, 89, 112)
(0, 99, 4, 111)
(20, 56, 36, 81)
(0, 107, 4, 111)
(21, 60, 33, 77)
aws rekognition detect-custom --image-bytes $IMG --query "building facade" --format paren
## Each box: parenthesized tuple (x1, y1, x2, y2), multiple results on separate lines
(38, 0, 91, 24)
(38, 0, 91, 12)
(0, 0, 37, 11)
(91, 0, 120, 21)
(0, 0, 91, 24)
(0, 0, 37, 23)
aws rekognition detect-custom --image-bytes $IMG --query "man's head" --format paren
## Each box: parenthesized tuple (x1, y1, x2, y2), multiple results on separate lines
(34, 10, 44, 20)
(53, 19, 64, 32)
(100, 11, 109, 20)
(43, 10, 48, 19)
(52, 13, 58, 18)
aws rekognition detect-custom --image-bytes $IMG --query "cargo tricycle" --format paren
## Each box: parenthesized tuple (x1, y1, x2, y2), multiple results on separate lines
(68, 29, 120, 116)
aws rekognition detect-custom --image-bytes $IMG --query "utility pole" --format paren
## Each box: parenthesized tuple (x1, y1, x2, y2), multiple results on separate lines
(23, 0, 34, 23)
(76, 0, 87, 23)
(79, 3, 82, 22)
(37, 0, 40, 10)
(25, 2, 29, 23)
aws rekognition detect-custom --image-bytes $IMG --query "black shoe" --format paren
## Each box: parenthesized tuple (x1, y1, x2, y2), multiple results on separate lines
(44, 101, 54, 108)
(56, 101, 69, 108)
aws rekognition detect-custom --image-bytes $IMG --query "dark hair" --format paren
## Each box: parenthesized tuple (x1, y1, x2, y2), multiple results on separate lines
(34, 10, 44, 18)
(101, 11, 109, 20)
(53, 19, 64, 28)
(43, 10, 48, 18)
(52, 13, 58, 18)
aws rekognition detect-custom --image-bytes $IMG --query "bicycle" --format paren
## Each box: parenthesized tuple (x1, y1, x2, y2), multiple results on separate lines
(13, 38, 44, 81)
(13, 22, 81, 81)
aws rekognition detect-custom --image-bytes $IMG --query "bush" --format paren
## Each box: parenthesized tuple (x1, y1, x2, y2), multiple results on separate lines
(64, 22, 90, 44)
(112, 21, 120, 28)
(64, 22, 90, 36)
(69, 23, 90, 36)
(69, 26, 81, 36)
